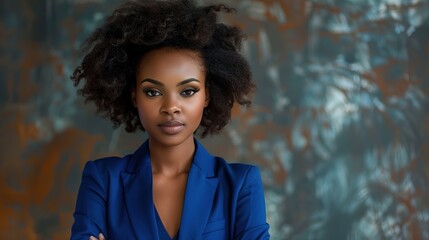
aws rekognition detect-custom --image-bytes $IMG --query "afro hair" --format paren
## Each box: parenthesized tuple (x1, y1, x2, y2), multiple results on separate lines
(71, 0, 255, 137)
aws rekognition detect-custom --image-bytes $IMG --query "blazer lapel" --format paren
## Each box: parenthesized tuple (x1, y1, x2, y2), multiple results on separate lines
(120, 141, 159, 240)
(179, 140, 219, 239)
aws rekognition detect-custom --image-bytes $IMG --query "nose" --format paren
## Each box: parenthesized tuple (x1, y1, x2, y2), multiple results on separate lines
(160, 94, 181, 115)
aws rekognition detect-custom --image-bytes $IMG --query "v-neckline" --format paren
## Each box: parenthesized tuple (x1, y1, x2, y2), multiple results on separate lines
(154, 206, 179, 240)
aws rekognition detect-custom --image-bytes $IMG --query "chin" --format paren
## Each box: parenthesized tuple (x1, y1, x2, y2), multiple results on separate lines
(148, 132, 195, 147)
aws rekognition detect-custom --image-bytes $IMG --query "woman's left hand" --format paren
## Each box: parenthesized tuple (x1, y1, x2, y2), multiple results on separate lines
(89, 233, 105, 240)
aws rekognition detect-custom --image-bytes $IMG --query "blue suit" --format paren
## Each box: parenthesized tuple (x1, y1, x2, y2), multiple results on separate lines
(71, 139, 270, 239)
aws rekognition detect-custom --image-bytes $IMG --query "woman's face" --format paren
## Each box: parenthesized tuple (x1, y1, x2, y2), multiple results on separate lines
(132, 47, 208, 147)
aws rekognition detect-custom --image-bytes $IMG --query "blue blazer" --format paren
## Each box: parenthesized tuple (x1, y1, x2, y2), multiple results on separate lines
(71, 139, 270, 239)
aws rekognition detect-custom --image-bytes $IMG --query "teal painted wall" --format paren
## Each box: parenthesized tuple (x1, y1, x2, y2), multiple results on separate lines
(1, 0, 428, 239)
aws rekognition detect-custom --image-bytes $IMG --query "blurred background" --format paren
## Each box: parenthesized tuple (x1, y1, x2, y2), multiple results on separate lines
(1, 0, 428, 239)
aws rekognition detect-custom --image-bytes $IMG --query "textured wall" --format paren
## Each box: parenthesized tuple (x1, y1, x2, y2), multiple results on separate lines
(1, 0, 428, 239)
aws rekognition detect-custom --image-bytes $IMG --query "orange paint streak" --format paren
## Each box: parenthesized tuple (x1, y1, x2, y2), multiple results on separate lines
(273, 155, 288, 184)
(361, 58, 419, 99)
(0, 109, 103, 238)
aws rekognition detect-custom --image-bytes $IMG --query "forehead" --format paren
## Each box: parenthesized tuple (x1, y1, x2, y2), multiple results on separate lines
(136, 47, 205, 80)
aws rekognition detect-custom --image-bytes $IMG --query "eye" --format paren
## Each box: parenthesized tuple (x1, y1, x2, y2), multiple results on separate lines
(181, 88, 200, 97)
(143, 89, 161, 97)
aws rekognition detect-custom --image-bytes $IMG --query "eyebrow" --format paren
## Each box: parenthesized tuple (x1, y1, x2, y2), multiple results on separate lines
(140, 78, 200, 86)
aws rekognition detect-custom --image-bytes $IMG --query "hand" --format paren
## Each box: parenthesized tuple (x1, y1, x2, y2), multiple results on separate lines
(89, 233, 105, 240)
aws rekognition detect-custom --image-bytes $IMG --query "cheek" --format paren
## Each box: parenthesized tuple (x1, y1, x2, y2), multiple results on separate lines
(187, 96, 206, 117)
(136, 102, 156, 123)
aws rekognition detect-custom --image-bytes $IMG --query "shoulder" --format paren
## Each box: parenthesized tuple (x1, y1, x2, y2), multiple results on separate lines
(82, 154, 132, 178)
(195, 139, 261, 180)
(213, 157, 263, 190)
(93, 154, 131, 170)
(214, 156, 261, 176)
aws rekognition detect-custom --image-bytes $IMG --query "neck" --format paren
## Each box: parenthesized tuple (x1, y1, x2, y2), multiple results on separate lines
(148, 137, 195, 176)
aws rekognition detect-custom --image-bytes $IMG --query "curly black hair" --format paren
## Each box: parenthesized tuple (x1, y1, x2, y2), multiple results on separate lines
(71, 0, 255, 137)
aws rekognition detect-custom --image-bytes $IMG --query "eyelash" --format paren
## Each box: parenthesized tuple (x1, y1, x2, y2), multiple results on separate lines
(143, 89, 161, 97)
(181, 88, 200, 96)
(143, 88, 200, 97)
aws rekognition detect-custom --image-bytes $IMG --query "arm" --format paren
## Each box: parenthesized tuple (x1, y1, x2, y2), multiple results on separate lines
(71, 161, 108, 240)
(234, 166, 270, 239)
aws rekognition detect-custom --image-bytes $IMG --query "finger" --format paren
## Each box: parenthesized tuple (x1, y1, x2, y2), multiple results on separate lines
(89, 236, 98, 240)
(99, 233, 105, 240)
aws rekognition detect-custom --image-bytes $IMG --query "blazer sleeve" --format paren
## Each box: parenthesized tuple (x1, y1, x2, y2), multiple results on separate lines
(234, 166, 270, 239)
(71, 161, 108, 240)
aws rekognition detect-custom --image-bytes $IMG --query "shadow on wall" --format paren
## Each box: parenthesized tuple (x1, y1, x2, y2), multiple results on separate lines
(0, 0, 428, 239)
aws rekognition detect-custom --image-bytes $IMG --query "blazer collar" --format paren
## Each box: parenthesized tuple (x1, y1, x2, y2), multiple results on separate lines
(121, 138, 219, 240)
(121, 140, 157, 239)
(124, 139, 216, 177)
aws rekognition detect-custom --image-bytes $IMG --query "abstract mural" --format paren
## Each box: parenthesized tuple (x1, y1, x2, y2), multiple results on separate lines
(0, 0, 428, 239)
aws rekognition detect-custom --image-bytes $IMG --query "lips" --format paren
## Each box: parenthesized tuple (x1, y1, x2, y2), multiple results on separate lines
(158, 120, 185, 135)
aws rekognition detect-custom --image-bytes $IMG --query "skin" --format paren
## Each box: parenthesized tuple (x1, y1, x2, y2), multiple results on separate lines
(91, 47, 208, 239)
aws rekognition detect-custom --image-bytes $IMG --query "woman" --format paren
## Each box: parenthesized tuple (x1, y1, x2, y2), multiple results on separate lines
(70, 0, 270, 239)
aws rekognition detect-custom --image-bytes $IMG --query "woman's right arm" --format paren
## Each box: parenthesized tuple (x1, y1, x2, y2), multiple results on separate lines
(71, 161, 108, 240)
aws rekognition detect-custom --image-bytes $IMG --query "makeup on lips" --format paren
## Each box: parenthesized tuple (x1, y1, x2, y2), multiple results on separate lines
(158, 120, 185, 135)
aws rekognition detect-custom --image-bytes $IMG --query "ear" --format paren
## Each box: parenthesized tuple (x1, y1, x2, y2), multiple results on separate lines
(131, 88, 137, 107)
(204, 88, 210, 107)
